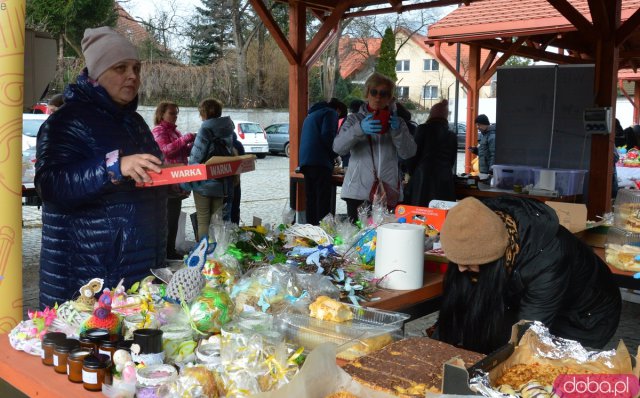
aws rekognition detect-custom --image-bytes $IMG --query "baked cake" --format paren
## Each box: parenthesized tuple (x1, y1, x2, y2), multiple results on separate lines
(309, 296, 353, 323)
(342, 337, 484, 397)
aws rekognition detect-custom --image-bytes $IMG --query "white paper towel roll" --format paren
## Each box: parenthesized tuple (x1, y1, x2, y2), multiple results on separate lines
(374, 223, 425, 290)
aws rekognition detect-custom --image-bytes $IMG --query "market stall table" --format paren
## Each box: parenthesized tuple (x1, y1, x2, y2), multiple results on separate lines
(0, 271, 444, 397)
(0, 335, 94, 398)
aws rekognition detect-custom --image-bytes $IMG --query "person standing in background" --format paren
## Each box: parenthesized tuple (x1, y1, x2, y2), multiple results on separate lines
(476, 114, 496, 174)
(404, 99, 457, 206)
(35, 27, 167, 308)
(340, 99, 365, 171)
(228, 133, 245, 224)
(333, 72, 416, 222)
(152, 101, 196, 259)
(298, 98, 346, 225)
(187, 98, 235, 239)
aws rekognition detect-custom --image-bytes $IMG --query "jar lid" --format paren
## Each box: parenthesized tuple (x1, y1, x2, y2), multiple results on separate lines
(136, 364, 178, 387)
(81, 328, 110, 343)
(54, 338, 80, 353)
(69, 348, 93, 359)
(100, 340, 118, 348)
(43, 332, 67, 343)
(82, 353, 111, 369)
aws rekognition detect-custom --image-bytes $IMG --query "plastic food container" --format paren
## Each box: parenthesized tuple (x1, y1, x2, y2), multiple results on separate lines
(532, 168, 588, 195)
(605, 226, 640, 272)
(491, 165, 534, 189)
(275, 305, 409, 357)
(613, 189, 640, 231)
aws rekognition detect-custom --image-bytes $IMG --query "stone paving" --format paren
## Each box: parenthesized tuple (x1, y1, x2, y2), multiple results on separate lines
(22, 155, 640, 351)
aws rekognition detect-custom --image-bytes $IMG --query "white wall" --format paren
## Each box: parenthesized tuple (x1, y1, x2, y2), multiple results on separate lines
(450, 98, 636, 129)
(139, 98, 636, 133)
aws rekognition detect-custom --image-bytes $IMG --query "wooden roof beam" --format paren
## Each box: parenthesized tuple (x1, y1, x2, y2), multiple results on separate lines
(479, 37, 526, 86)
(302, 1, 350, 66)
(388, 0, 402, 12)
(617, 7, 640, 46)
(547, 0, 598, 41)
(433, 41, 472, 91)
(587, 0, 614, 38)
(476, 38, 585, 64)
(479, 50, 497, 77)
(344, 0, 469, 19)
(249, 0, 298, 64)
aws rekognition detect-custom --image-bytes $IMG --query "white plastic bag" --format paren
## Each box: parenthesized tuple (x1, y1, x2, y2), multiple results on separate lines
(175, 211, 196, 253)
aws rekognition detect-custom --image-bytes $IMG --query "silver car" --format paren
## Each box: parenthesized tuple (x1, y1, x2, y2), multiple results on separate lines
(265, 123, 290, 157)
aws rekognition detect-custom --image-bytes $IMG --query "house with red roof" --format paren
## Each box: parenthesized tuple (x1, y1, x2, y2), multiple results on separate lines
(338, 28, 493, 109)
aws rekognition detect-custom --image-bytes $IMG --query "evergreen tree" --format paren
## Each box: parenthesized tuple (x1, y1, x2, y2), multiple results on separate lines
(376, 27, 397, 82)
(26, 0, 117, 57)
(187, 0, 232, 65)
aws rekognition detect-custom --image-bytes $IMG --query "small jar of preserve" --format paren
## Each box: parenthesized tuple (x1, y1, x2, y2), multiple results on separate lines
(67, 348, 92, 383)
(53, 339, 80, 374)
(82, 353, 112, 391)
(41, 332, 66, 366)
(135, 364, 177, 398)
(98, 340, 118, 360)
(80, 328, 110, 352)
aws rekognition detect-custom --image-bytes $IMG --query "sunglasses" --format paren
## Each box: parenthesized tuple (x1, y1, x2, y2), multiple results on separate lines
(369, 88, 391, 98)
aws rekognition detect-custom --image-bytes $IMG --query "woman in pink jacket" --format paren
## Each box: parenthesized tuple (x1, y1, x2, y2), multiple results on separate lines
(152, 101, 195, 259)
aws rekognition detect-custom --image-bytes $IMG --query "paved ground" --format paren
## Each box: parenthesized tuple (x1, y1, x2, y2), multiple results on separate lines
(22, 154, 640, 351)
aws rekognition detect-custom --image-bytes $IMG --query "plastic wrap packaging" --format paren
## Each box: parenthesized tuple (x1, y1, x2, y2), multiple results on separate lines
(157, 365, 220, 398)
(189, 287, 234, 334)
(219, 317, 302, 397)
(252, 343, 397, 398)
(230, 265, 307, 314)
(470, 321, 639, 397)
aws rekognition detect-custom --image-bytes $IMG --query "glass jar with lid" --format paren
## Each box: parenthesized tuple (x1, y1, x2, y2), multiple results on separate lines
(82, 353, 112, 391)
(135, 364, 178, 398)
(67, 348, 92, 383)
(160, 324, 195, 364)
(41, 332, 66, 366)
(53, 338, 80, 374)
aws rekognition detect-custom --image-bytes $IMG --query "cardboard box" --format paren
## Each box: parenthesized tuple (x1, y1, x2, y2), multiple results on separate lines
(545, 201, 608, 247)
(136, 155, 256, 187)
(394, 204, 448, 231)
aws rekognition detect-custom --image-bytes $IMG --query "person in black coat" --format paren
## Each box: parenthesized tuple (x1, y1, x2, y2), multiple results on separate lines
(436, 196, 621, 354)
(404, 99, 457, 206)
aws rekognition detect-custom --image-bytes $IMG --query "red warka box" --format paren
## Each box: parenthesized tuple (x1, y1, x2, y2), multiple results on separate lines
(137, 155, 256, 187)
(394, 204, 449, 231)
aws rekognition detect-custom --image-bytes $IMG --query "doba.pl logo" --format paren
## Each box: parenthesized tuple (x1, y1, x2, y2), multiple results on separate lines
(554, 374, 640, 398)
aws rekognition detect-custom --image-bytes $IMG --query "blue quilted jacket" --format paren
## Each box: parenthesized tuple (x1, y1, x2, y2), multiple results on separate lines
(35, 70, 167, 308)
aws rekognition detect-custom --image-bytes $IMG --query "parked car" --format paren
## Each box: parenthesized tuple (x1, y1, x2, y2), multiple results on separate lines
(265, 123, 290, 157)
(448, 122, 467, 150)
(22, 113, 47, 184)
(234, 120, 269, 159)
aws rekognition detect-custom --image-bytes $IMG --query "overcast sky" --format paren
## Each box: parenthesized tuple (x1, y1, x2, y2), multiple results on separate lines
(119, 0, 202, 21)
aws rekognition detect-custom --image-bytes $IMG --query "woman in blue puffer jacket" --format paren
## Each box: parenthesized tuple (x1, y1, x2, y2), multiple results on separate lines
(35, 27, 168, 308)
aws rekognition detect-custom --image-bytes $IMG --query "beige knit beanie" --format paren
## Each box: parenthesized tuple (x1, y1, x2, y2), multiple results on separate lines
(81, 27, 139, 80)
(440, 197, 509, 265)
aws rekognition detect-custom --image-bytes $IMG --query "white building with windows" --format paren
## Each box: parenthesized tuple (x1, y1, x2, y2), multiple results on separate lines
(339, 29, 493, 111)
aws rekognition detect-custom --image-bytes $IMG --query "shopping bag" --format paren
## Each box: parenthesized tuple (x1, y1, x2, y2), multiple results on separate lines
(175, 211, 195, 253)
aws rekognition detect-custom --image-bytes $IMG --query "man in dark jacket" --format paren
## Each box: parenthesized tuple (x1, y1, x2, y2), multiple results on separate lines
(436, 196, 621, 354)
(36, 27, 167, 308)
(476, 114, 496, 174)
(299, 98, 346, 225)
